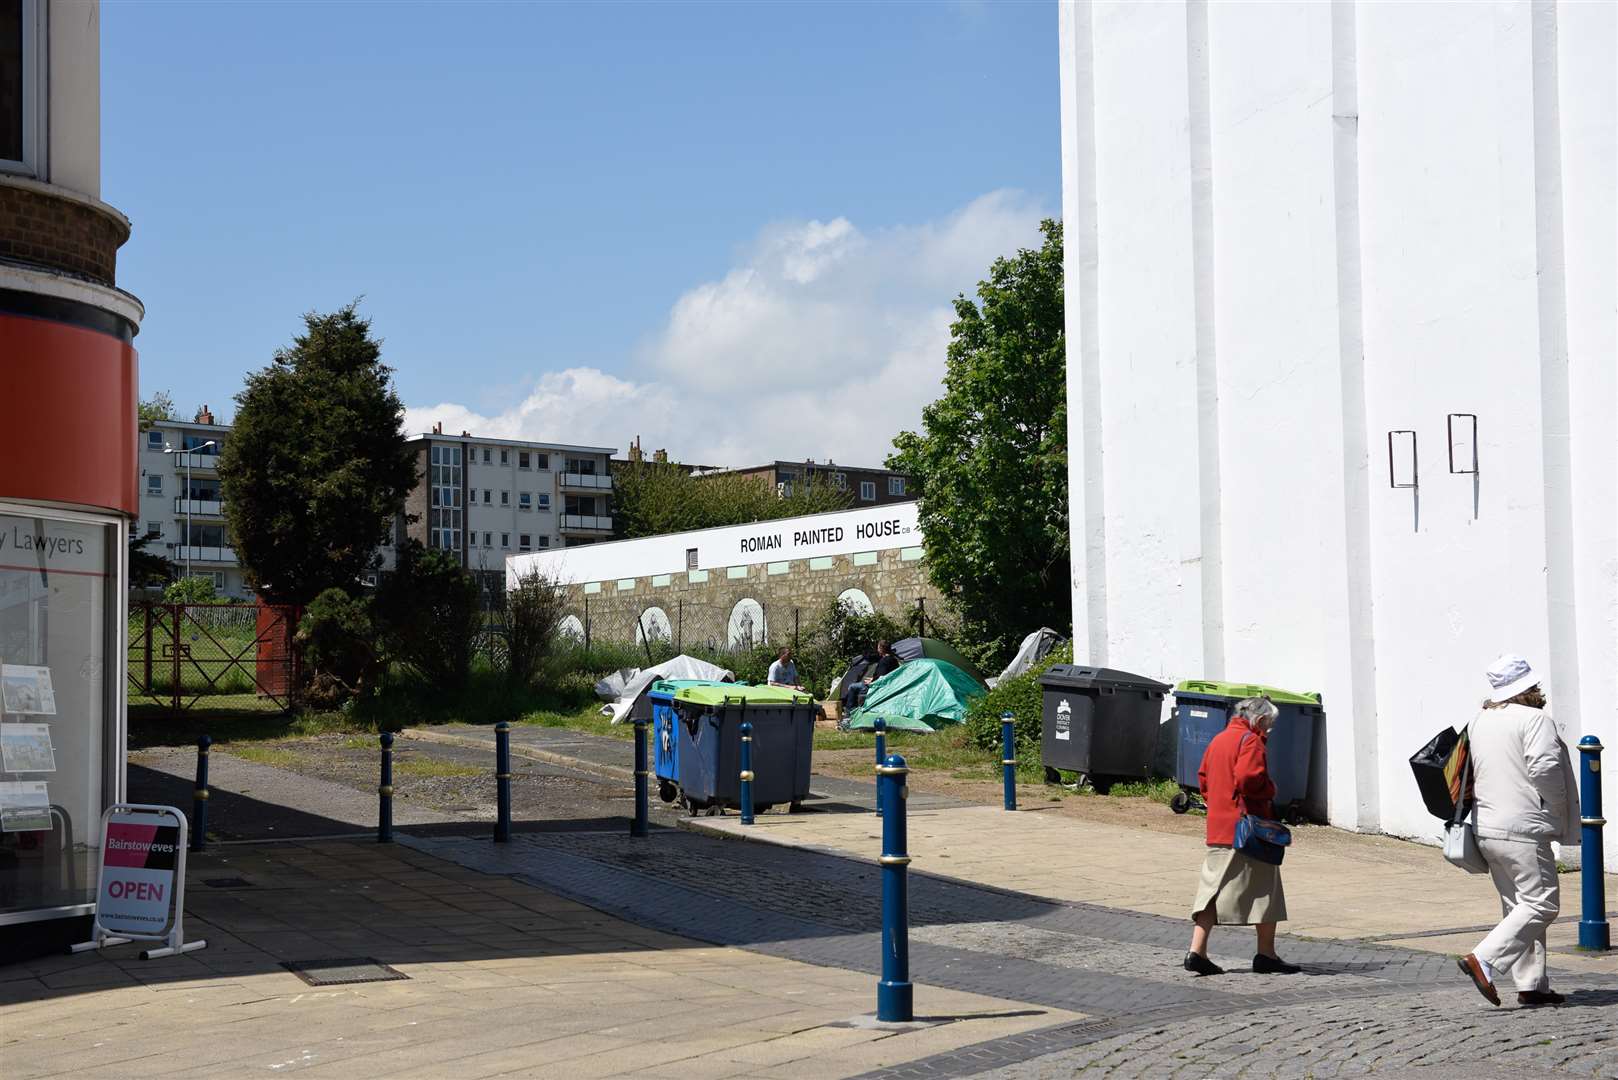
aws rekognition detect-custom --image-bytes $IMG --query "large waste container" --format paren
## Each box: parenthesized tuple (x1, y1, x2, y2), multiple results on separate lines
(647, 679, 733, 803)
(1038, 665, 1172, 791)
(1170, 680, 1323, 821)
(674, 684, 816, 815)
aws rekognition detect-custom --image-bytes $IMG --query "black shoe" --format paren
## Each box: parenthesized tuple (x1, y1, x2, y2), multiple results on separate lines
(1253, 953, 1301, 975)
(1517, 989, 1565, 1007)
(1183, 951, 1224, 976)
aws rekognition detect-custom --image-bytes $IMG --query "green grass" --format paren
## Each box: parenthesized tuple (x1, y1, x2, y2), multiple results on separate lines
(226, 744, 305, 768)
(393, 758, 482, 779)
(1101, 777, 1183, 804)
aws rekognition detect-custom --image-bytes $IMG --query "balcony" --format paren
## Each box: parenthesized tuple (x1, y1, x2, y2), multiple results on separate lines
(559, 514, 613, 534)
(171, 451, 222, 472)
(173, 497, 225, 517)
(174, 545, 236, 565)
(560, 472, 612, 492)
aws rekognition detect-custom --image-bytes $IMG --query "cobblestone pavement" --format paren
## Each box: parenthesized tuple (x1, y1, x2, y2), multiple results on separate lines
(402, 828, 1618, 1078)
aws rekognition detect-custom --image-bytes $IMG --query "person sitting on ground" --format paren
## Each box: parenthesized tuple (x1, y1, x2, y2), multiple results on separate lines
(1184, 695, 1300, 977)
(1456, 654, 1579, 1008)
(767, 646, 803, 690)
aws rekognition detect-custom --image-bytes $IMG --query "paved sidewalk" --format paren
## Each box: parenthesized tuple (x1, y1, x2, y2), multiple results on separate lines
(1, 838, 1073, 1079)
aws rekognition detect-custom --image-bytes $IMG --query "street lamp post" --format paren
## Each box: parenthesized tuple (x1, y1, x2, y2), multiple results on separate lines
(163, 439, 216, 581)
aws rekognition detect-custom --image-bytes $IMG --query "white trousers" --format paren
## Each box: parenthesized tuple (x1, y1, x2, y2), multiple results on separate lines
(1473, 836, 1559, 992)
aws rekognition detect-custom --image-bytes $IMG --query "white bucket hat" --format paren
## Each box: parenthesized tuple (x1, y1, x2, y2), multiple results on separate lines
(1486, 653, 1539, 704)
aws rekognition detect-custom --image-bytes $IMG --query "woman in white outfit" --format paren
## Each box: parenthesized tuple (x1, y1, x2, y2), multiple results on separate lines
(1456, 654, 1580, 1008)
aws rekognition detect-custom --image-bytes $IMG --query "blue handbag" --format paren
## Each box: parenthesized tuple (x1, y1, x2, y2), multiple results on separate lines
(1234, 732, 1291, 865)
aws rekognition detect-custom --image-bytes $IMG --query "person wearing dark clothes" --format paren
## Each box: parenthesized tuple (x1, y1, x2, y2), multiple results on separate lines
(868, 640, 900, 681)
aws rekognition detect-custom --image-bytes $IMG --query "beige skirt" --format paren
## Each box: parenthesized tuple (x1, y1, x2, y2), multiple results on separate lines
(1191, 846, 1287, 925)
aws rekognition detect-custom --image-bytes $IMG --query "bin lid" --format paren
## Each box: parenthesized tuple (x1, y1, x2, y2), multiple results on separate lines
(1173, 679, 1321, 706)
(672, 683, 813, 707)
(648, 678, 732, 700)
(1037, 664, 1172, 694)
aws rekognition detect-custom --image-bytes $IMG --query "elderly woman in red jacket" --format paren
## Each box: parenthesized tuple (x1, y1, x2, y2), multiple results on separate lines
(1183, 696, 1300, 976)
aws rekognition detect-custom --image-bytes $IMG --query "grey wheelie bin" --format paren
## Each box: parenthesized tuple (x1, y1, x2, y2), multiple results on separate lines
(1169, 680, 1323, 821)
(1038, 665, 1172, 792)
(674, 684, 817, 815)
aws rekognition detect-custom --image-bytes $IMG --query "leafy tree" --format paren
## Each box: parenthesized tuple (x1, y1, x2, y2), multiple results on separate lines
(373, 540, 481, 690)
(888, 219, 1069, 667)
(612, 461, 852, 540)
(296, 588, 381, 707)
(129, 533, 175, 587)
(505, 569, 568, 690)
(218, 304, 417, 605)
(138, 391, 176, 430)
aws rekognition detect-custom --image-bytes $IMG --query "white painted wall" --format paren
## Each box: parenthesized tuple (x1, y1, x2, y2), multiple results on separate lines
(506, 502, 922, 588)
(46, 0, 101, 198)
(1060, 0, 1617, 868)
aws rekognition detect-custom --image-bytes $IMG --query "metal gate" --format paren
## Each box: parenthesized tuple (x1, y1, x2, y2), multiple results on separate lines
(127, 601, 299, 715)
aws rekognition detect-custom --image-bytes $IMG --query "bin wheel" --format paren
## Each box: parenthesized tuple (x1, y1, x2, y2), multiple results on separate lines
(755, 804, 774, 816)
(1283, 803, 1306, 826)
(705, 805, 721, 817)
(788, 800, 803, 814)
(1170, 792, 1192, 815)
(1043, 767, 1063, 785)
(658, 781, 677, 804)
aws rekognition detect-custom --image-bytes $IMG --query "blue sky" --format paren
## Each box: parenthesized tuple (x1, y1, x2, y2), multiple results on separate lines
(106, 1, 1059, 464)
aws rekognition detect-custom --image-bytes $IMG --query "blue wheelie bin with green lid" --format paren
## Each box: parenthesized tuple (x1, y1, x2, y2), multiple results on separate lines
(1170, 680, 1323, 821)
(672, 683, 816, 815)
(646, 679, 732, 804)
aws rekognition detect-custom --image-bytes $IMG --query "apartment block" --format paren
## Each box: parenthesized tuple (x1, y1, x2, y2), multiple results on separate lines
(136, 411, 244, 595)
(702, 460, 914, 507)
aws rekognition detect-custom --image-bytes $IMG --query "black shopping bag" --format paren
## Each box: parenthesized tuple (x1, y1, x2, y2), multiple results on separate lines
(1410, 726, 1470, 820)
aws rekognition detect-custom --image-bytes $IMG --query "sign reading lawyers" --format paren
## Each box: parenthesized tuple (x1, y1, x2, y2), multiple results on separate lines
(97, 810, 183, 936)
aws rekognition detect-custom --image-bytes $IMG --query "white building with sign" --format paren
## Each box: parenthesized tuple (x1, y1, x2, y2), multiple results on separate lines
(1058, 0, 1615, 865)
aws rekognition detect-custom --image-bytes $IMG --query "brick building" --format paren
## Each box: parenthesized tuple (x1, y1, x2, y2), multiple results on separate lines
(697, 460, 914, 507)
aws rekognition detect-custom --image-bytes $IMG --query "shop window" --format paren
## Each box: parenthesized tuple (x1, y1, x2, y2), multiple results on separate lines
(1, 1, 43, 174)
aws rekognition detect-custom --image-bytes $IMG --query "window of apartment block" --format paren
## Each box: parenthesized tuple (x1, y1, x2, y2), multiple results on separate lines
(564, 457, 593, 475)
(482, 447, 491, 463)
(146, 474, 162, 494)
(860, 481, 876, 501)
(537, 493, 551, 511)
(519, 452, 531, 469)
(500, 449, 509, 465)
(146, 522, 162, 539)
(482, 489, 491, 504)
(519, 493, 532, 511)
(538, 536, 550, 548)
(500, 490, 509, 506)
(519, 534, 531, 551)
(834, 472, 846, 489)
(483, 532, 492, 547)
(685, 548, 698, 570)
(146, 430, 163, 450)
(536, 453, 549, 470)
(888, 476, 905, 496)
(501, 533, 510, 549)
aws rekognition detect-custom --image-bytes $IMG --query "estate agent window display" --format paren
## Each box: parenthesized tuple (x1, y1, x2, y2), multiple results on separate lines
(0, 504, 124, 928)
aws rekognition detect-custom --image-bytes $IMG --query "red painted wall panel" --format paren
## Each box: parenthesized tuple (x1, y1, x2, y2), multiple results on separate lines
(0, 312, 139, 516)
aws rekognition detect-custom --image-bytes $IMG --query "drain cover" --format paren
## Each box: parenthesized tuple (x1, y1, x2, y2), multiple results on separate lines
(203, 877, 254, 889)
(282, 958, 409, 986)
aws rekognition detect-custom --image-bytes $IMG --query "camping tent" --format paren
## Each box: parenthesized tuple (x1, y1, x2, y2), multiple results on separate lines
(892, 637, 988, 688)
(845, 658, 987, 733)
(989, 628, 1067, 687)
(598, 655, 736, 723)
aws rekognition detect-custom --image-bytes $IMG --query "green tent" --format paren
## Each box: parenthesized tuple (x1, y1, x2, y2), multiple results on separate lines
(892, 637, 989, 688)
(845, 658, 987, 733)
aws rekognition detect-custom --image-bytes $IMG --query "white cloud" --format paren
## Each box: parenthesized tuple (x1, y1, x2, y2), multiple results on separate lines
(405, 190, 1048, 467)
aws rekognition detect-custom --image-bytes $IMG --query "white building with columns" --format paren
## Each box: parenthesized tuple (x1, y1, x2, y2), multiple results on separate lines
(1058, 0, 1615, 865)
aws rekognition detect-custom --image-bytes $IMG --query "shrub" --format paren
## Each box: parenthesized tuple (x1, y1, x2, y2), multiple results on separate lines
(506, 570, 569, 691)
(962, 641, 1073, 758)
(373, 540, 481, 690)
(296, 588, 380, 708)
(163, 576, 218, 604)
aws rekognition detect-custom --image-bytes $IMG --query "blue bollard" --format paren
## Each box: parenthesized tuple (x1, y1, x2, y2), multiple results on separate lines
(1578, 736, 1609, 951)
(378, 732, 394, 843)
(1001, 712, 1017, 811)
(191, 735, 212, 852)
(873, 718, 887, 814)
(494, 721, 512, 843)
(876, 752, 913, 1022)
(740, 720, 755, 825)
(632, 720, 650, 838)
